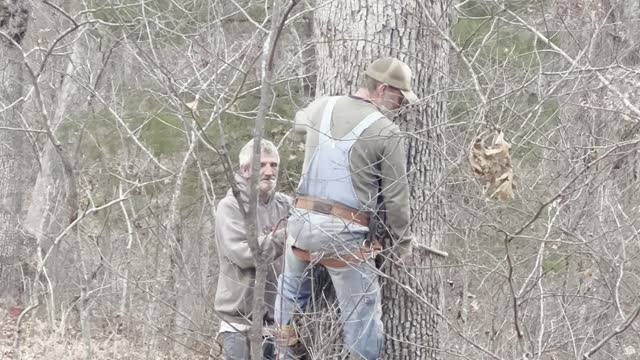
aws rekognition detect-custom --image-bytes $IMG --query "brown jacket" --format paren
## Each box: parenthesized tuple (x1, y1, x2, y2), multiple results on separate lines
(294, 95, 413, 257)
(214, 174, 292, 325)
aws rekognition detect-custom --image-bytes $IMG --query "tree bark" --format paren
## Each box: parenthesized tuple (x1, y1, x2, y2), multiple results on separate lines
(312, 1, 450, 359)
(0, 0, 36, 298)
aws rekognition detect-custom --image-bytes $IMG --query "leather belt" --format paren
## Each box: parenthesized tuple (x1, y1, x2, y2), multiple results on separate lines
(294, 196, 369, 227)
(291, 241, 382, 268)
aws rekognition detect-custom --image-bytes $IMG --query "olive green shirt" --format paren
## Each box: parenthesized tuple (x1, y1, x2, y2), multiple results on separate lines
(293, 95, 413, 257)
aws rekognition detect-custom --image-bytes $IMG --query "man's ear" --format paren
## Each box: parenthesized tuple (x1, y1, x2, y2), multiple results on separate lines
(375, 83, 387, 98)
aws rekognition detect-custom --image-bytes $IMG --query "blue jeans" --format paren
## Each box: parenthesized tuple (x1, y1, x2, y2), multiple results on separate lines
(274, 210, 383, 360)
(221, 331, 275, 360)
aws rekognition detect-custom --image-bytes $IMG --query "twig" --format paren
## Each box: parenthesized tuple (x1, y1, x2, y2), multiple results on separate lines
(41, 0, 78, 27)
(0, 126, 46, 133)
(504, 237, 524, 340)
(501, 7, 640, 121)
(582, 303, 640, 359)
(414, 243, 449, 258)
(14, 302, 41, 360)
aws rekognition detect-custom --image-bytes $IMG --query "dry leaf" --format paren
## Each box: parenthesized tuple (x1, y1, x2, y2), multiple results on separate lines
(470, 300, 480, 312)
(468, 130, 515, 201)
(491, 171, 514, 201)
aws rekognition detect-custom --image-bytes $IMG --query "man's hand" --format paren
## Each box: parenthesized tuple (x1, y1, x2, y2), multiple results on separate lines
(270, 227, 287, 247)
(381, 239, 413, 264)
(261, 226, 287, 259)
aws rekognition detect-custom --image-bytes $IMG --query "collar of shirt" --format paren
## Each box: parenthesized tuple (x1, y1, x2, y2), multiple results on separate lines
(348, 95, 374, 105)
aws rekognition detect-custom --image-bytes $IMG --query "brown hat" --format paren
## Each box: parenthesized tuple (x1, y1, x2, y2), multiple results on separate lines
(365, 57, 419, 104)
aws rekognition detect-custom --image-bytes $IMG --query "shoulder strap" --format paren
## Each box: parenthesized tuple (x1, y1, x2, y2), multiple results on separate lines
(341, 111, 384, 141)
(318, 97, 339, 144)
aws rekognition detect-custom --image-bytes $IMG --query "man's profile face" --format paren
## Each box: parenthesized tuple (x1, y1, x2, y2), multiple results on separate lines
(240, 151, 279, 195)
(381, 84, 405, 110)
(373, 84, 404, 112)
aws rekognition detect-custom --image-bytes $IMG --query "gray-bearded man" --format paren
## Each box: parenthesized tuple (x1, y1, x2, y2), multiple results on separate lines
(214, 139, 292, 359)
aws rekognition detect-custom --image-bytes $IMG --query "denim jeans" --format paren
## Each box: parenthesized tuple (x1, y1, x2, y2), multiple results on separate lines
(274, 210, 383, 360)
(221, 331, 275, 360)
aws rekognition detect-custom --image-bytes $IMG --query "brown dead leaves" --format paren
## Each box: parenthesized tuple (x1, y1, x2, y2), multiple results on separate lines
(469, 130, 514, 201)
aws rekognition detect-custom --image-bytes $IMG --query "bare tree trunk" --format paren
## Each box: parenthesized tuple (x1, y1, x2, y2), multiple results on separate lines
(312, 1, 450, 359)
(246, 2, 298, 358)
(0, 0, 36, 302)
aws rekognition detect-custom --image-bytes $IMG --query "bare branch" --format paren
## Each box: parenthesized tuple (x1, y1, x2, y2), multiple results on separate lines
(582, 303, 640, 359)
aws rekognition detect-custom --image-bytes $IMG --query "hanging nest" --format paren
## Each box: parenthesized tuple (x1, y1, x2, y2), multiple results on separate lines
(469, 130, 515, 201)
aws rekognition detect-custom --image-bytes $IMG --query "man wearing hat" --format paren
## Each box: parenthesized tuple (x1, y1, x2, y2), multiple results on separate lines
(274, 57, 418, 359)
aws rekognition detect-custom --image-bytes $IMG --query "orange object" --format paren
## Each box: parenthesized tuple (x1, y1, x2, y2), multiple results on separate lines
(294, 196, 369, 227)
(291, 241, 382, 268)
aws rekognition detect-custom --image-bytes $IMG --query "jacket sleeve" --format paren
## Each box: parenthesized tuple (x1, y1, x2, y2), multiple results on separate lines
(293, 97, 326, 134)
(293, 109, 310, 135)
(378, 128, 414, 259)
(216, 198, 269, 270)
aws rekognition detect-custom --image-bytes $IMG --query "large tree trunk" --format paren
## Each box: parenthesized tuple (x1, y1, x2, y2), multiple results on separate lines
(311, 1, 450, 359)
(0, 0, 36, 300)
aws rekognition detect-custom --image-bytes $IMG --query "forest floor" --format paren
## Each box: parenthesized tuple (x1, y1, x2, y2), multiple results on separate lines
(0, 307, 219, 359)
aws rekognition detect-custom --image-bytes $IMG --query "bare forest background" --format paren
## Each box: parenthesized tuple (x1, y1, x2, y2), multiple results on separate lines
(1, 0, 640, 359)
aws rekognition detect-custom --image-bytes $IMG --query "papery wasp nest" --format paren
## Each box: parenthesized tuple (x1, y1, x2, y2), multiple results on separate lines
(469, 130, 514, 201)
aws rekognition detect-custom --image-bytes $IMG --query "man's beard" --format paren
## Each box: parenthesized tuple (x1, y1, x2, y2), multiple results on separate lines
(259, 178, 276, 194)
(379, 105, 402, 119)
(380, 101, 411, 120)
